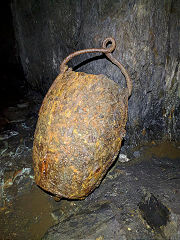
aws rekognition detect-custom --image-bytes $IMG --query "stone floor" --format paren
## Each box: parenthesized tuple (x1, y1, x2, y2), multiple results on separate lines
(0, 95, 180, 240)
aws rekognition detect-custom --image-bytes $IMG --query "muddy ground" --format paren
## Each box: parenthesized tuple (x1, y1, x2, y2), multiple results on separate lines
(0, 97, 180, 240)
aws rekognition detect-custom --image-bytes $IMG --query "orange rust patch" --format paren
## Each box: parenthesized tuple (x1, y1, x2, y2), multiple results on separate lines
(33, 71, 129, 199)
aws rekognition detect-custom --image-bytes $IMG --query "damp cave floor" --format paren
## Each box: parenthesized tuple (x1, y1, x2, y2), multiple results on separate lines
(0, 95, 180, 240)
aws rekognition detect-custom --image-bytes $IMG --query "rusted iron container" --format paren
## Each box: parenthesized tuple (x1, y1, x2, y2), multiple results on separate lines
(33, 38, 132, 199)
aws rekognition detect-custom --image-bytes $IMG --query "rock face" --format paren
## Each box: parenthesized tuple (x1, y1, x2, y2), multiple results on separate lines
(11, 0, 180, 146)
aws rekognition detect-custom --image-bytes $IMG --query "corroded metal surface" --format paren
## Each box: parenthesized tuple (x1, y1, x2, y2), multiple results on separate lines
(33, 71, 129, 199)
(33, 38, 132, 199)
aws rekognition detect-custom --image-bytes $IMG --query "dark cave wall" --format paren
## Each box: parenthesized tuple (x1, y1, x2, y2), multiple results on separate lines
(0, 1, 25, 100)
(11, 0, 180, 146)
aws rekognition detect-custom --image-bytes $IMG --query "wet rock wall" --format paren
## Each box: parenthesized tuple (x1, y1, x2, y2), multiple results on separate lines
(11, 0, 180, 147)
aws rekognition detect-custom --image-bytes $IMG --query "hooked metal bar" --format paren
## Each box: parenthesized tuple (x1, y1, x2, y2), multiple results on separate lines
(60, 37, 132, 97)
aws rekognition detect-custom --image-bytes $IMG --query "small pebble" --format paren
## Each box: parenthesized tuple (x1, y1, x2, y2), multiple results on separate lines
(133, 151, 140, 158)
(17, 102, 29, 108)
(118, 154, 130, 163)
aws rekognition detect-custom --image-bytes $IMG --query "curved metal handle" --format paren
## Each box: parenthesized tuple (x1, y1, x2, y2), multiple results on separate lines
(60, 37, 132, 97)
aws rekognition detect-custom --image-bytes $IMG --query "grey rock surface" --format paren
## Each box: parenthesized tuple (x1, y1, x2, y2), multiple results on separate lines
(11, 0, 180, 147)
(42, 142, 180, 240)
(44, 201, 123, 240)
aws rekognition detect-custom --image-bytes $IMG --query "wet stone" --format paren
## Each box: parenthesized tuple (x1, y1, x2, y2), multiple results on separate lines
(118, 154, 131, 163)
(42, 142, 180, 240)
(0, 99, 38, 207)
(139, 192, 180, 240)
(43, 201, 121, 240)
(133, 150, 140, 158)
(138, 193, 170, 230)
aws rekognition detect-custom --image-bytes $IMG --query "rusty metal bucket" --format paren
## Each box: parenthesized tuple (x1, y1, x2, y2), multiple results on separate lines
(33, 37, 132, 200)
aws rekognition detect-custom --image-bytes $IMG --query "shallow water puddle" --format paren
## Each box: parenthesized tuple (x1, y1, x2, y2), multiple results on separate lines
(139, 141, 180, 160)
(0, 185, 56, 240)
